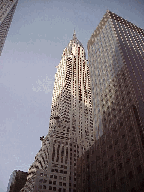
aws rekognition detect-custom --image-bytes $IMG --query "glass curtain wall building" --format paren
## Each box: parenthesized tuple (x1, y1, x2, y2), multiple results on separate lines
(77, 10, 144, 192)
(0, 0, 19, 56)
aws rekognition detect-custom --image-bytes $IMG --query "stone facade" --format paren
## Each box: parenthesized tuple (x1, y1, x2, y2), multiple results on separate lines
(20, 32, 95, 192)
(7, 170, 28, 192)
(76, 10, 144, 192)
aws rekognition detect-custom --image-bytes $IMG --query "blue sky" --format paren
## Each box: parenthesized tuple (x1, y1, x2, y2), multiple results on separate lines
(0, 0, 143, 191)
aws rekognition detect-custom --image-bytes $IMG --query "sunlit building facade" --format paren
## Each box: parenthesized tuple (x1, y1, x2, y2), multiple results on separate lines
(0, 0, 19, 56)
(77, 10, 144, 192)
(20, 32, 94, 192)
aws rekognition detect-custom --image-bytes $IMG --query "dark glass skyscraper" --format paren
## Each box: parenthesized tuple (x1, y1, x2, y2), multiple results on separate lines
(77, 10, 144, 192)
(0, 0, 19, 56)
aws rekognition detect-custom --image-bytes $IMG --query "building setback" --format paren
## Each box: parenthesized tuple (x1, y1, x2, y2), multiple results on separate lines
(7, 170, 28, 192)
(20, 31, 95, 192)
(77, 10, 144, 192)
(0, 0, 19, 56)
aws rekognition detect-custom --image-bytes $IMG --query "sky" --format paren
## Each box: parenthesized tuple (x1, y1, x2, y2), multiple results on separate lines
(0, 0, 143, 191)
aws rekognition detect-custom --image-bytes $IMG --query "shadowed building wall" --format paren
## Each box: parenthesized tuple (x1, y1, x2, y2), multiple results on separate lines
(76, 10, 144, 192)
(7, 170, 28, 192)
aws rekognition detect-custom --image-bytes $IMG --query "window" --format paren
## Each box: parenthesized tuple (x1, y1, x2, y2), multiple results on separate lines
(39, 179, 43, 183)
(117, 150, 121, 157)
(131, 187, 136, 192)
(134, 150, 140, 158)
(105, 173, 109, 181)
(115, 139, 118, 145)
(39, 185, 42, 189)
(131, 137, 136, 145)
(137, 165, 142, 174)
(106, 187, 110, 192)
(122, 134, 125, 139)
(53, 181, 56, 185)
(49, 186, 52, 190)
(129, 98, 132, 103)
(113, 182, 117, 190)
(128, 171, 133, 180)
(103, 150, 106, 157)
(43, 185, 46, 189)
(104, 161, 107, 167)
(59, 182, 62, 186)
(140, 180, 144, 189)
(123, 144, 127, 151)
(43, 179, 47, 183)
(118, 163, 123, 170)
(110, 155, 113, 162)
(120, 177, 125, 184)
(126, 157, 130, 164)
(112, 127, 117, 133)
(111, 168, 116, 175)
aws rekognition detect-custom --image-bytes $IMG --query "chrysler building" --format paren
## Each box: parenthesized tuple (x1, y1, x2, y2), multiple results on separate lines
(0, 0, 19, 56)
(20, 31, 95, 192)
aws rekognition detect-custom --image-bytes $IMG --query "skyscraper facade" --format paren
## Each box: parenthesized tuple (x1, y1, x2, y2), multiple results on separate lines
(7, 170, 17, 192)
(0, 0, 19, 56)
(87, 9, 144, 140)
(77, 10, 144, 192)
(20, 32, 94, 192)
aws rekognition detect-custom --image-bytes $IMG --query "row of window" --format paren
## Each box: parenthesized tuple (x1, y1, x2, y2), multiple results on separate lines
(48, 186, 66, 191)
(104, 164, 143, 182)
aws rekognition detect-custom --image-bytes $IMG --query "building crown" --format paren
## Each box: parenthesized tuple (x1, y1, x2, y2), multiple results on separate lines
(66, 30, 86, 59)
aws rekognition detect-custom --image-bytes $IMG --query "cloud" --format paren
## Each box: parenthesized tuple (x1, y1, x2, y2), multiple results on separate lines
(32, 75, 54, 94)
(0, 118, 14, 137)
(15, 163, 30, 172)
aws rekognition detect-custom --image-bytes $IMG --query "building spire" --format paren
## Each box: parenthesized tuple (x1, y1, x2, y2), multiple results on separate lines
(73, 28, 76, 40)
(74, 28, 76, 35)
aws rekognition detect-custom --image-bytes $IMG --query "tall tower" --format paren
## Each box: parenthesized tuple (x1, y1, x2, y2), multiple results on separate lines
(20, 32, 94, 192)
(87, 10, 144, 140)
(0, 0, 19, 56)
(76, 10, 144, 192)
